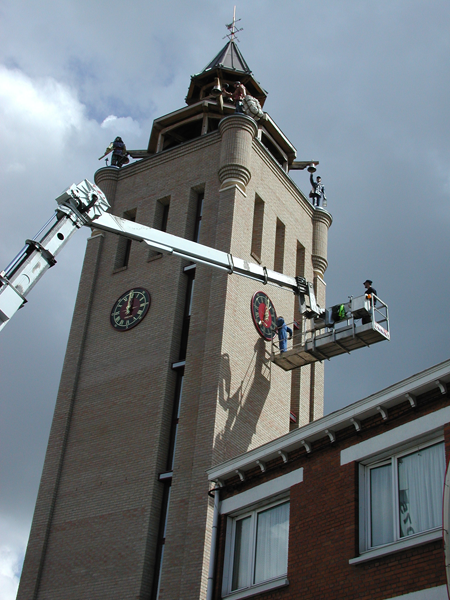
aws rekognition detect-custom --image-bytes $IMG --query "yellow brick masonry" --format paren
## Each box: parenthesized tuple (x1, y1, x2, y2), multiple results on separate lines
(17, 116, 331, 600)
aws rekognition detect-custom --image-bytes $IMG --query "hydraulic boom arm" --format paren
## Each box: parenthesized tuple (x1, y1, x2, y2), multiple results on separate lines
(0, 180, 321, 333)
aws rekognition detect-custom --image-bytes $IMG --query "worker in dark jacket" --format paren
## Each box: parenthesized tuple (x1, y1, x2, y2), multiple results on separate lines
(276, 317, 293, 353)
(363, 279, 377, 324)
(111, 137, 129, 167)
(99, 137, 129, 167)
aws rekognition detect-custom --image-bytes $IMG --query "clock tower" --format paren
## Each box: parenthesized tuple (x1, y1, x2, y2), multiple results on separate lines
(17, 37, 332, 600)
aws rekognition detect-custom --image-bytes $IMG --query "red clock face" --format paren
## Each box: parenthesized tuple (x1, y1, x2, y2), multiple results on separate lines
(251, 291, 277, 341)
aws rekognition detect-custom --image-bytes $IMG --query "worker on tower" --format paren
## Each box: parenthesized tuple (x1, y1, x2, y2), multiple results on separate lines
(309, 173, 326, 207)
(98, 137, 129, 168)
(222, 81, 264, 121)
(223, 81, 247, 114)
(276, 317, 293, 353)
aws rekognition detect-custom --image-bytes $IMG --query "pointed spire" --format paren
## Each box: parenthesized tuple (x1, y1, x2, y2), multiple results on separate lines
(202, 40, 251, 74)
(202, 8, 248, 74)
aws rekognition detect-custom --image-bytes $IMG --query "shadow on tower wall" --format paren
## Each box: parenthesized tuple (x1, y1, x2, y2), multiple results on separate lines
(214, 337, 271, 460)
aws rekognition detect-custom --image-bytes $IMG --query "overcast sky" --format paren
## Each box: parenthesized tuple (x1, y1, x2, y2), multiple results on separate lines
(1, 1, 449, 597)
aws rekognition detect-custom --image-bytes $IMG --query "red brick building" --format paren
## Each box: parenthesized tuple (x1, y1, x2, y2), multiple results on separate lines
(208, 359, 450, 600)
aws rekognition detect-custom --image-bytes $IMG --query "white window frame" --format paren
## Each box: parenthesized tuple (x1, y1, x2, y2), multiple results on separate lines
(222, 494, 290, 600)
(354, 435, 445, 564)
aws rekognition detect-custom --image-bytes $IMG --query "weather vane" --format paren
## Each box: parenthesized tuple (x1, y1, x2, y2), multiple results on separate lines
(224, 6, 243, 41)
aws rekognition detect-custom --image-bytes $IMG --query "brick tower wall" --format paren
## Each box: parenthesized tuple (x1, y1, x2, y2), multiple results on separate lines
(17, 116, 331, 600)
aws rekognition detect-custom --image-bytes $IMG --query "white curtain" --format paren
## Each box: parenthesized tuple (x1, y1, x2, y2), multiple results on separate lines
(370, 463, 394, 547)
(398, 442, 445, 538)
(254, 502, 290, 585)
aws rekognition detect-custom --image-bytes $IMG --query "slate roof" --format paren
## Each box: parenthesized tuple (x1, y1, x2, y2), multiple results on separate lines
(201, 40, 251, 74)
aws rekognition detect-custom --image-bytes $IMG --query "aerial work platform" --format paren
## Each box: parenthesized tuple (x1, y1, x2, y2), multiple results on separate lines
(272, 295, 390, 371)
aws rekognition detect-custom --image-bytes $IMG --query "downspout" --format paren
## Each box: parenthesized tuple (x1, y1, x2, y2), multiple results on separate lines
(206, 485, 220, 600)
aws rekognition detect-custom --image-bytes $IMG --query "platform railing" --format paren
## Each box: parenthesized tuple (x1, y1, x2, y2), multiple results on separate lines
(271, 294, 389, 358)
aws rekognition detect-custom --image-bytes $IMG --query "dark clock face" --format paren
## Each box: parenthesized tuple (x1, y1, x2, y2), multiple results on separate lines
(110, 287, 151, 331)
(251, 291, 277, 341)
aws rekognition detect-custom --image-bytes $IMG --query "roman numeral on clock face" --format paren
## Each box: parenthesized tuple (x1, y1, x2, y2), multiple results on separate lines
(110, 287, 151, 331)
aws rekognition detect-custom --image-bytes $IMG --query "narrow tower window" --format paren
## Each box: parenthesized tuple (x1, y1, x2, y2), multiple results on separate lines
(153, 260, 194, 598)
(193, 192, 204, 243)
(274, 218, 286, 273)
(179, 271, 195, 361)
(114, 208, 136, 270)
(166, 373, 184, 472)
(152, 484, 172, 600)
(251, 195, 264, 262)
(290, 242, 305, 429)
(148, 197, 170, 261)
(185, 187, 205, 242)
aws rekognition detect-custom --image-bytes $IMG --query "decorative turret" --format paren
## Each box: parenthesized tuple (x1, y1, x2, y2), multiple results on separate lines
(143, 35, 272, 156)
(218, 114, 258, 193)
(312, 209, 333, 279)
(185, 40, 267, 108)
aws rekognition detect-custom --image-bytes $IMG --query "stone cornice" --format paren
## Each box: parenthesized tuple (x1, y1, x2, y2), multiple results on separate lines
(95, 131, 221, 183)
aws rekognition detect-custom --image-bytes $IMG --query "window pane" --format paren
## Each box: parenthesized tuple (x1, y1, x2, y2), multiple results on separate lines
(370, 463, 394, 547)
(254, 502, 289, 585)
(232, 516, 251, 591)
(398, 442, 445, 538)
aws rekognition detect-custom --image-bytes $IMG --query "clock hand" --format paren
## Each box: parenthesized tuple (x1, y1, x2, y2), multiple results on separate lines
(126, 291, 134, 315)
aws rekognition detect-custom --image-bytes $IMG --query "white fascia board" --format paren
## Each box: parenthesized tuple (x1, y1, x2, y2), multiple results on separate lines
(207, 359, 450, 482)
(341, 359, 450, 413)
(380, 585, 447, 600)
(220, 468, 303, 515)
(341, 406, 450, 465)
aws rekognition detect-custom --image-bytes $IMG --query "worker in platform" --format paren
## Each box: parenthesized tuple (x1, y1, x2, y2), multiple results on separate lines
(363, 279, 377, 324)
(309, 173, 326, 207)
(276, 317, 293, 353)
(99, 137, 129, 167)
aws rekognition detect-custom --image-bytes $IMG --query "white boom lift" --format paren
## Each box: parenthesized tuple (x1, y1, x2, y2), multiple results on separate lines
(0, 180, 390, 367)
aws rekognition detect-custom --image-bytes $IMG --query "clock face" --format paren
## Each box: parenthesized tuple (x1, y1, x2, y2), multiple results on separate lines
(110, 287, 151, 331)
(251, 291, 277, 341)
